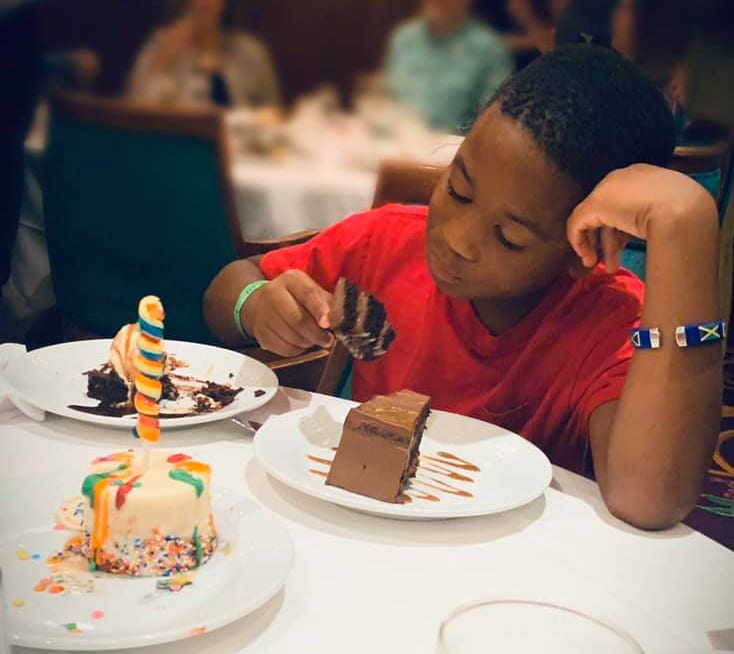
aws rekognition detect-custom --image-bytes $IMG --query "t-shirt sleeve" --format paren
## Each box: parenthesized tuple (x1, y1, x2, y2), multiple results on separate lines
(569, 285, 643, 435)
(259, 209, 380, 292)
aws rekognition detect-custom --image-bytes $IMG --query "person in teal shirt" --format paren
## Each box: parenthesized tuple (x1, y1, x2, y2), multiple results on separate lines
(386, 0, 513, 133)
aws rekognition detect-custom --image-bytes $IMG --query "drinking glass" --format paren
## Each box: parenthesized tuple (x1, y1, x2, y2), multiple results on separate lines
(437, 599, 644, 654)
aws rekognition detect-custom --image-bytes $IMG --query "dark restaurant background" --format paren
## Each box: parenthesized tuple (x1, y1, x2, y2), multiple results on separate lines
(36, 0, 421, 104)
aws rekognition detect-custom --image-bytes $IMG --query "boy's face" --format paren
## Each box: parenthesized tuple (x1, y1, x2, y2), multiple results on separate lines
(426, 105, 584, 301)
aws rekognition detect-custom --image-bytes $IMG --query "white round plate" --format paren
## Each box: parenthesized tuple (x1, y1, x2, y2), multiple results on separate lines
(3, 340, 278, 428)
(253, 402, 552, 520)
(0, 480, 293, 651)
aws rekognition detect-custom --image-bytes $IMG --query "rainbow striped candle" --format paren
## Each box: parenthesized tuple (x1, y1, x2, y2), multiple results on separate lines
(132, 296, 165, 469)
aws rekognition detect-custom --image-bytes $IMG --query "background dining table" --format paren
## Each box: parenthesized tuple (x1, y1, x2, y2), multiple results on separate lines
(1, 388, 733, 654)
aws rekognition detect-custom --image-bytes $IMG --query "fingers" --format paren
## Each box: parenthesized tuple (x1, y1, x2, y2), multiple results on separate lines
(251, 271, 334, 355)
(254, 324, 307, 358)
(567, 223, 600, 269)
(601, 227, 623, 274)
(282, 271, 332, 329)
(567, 202, 603, 269)
(271, 307, 329, 349)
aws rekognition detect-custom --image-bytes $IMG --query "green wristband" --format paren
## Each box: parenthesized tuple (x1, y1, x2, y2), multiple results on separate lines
(234, 280, 269, 339)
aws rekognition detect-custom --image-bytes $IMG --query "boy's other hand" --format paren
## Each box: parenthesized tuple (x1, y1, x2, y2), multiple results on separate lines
(566, 164, 717, 273)
(242, 270, 333, 357)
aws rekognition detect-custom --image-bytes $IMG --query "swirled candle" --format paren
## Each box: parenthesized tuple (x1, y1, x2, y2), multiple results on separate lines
(132, 296, 165, 446)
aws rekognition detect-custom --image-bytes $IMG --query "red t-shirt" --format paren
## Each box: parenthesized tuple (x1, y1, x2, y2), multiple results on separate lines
(261, 204, 644, 473)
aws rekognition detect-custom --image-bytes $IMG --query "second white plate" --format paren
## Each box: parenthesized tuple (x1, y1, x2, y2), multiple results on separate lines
(253, 401, 552, 520)
(3, 339, 278, 429)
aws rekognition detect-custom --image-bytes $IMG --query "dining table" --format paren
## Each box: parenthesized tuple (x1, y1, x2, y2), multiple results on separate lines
(1, 387, 733, 654)
(230, 158, 376, 242)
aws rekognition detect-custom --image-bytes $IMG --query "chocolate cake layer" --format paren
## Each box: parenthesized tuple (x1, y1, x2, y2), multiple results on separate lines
(329, 278, 396, 361)
(81, 366, 241, 417)
(85, 366, 129, 406)
(326, 390, 431, 503)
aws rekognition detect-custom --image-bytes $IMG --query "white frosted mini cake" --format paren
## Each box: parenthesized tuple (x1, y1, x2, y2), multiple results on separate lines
(79, 450, 217, 576)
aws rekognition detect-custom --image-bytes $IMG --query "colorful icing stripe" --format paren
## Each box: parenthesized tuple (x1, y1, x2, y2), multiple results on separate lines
(167, 453, 192, 464)
(115, 474, 142, 510)
(169, 468, 204, 498)
(193, 526, 203, 565)
(82, 472, 112, 509)
(176, 460, 210, 475)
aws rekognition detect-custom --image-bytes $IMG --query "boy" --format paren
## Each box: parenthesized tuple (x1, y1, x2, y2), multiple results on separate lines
(204, 46, 721, 530)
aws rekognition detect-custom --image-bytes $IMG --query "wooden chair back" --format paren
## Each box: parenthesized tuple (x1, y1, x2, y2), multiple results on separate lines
(314, 159, 446, 394)
(372, 159, 446, 208)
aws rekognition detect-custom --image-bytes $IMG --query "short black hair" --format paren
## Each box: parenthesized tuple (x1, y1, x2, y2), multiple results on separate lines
(487, 45, 676, 194)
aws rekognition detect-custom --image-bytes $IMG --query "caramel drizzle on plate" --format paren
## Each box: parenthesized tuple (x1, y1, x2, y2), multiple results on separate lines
(306, 449, 480, 503)
(421, 451, 480, 472)
(306, 455, 334, 466)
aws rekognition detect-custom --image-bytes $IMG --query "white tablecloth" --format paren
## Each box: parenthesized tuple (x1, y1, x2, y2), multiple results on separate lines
(231, 159, 376, 241)
(230, 133, 462, 241)
(1, 389, 733, 654)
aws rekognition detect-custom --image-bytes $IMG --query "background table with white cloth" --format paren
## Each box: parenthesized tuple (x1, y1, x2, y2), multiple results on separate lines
(230, 159, 375, 241)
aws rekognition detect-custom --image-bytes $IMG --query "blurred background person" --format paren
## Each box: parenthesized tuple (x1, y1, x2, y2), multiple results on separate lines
(385, 0, 512, 133)
(611, 0, 690, 141)
(127, 0, 280, 108)
(555, 0, 615, 47)
(505, 0, 559, 53)
(0, 0, 41, 294)
(506, 0, 614, 55)
(1, 0, 99, 344)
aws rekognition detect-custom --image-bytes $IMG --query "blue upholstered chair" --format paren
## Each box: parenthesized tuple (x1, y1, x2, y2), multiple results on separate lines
(620, 141, 731, 280)
(44, 92, 244, 344)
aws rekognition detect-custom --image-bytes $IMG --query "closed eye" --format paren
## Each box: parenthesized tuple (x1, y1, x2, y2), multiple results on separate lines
(495, 225, 525, 252)
(447, 178, 472, 204)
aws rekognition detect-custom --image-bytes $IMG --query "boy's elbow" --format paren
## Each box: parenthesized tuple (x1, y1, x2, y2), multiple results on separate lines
(202, 281, 216, 325)
(602, 483, 698, 531)
(202, 277, 230, 345)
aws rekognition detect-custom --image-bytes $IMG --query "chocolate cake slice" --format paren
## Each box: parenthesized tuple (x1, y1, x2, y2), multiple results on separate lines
(77, 322, 243, 417)
(85, 365, 130, 406)
(85, 364, 178, 409)
(326, 389, 431, 503)
(329, 278, 396, 361)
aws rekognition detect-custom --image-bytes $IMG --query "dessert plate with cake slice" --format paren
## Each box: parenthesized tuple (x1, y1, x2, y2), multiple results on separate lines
(253, 395, 552, 520)
(2, 338, 278, 428)
(0, 476, 294, 650)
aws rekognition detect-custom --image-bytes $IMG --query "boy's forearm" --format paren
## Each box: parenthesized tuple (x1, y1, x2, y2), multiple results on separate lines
(203, 257, 264, 347)
(594, 202, 722, 529)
